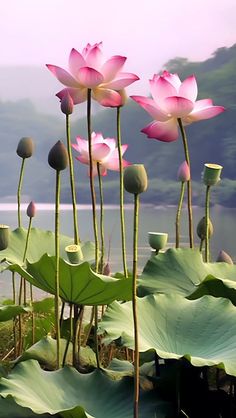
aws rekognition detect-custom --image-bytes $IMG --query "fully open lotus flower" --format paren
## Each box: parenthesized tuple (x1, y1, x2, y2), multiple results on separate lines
(46, 42, 139, 107)
(131, 71, 225, 142)
(72, 132, 130, 176)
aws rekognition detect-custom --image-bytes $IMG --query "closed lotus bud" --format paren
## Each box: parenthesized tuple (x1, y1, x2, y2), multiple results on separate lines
(16, 137, 34, 159)
(216, 250, 233, 264)
(27, 201, 36, 218)
(103, 262, 111, 276)
(123, 164, 148, 195)
(177, 161, 190, 182)
(48, 140, 69, 171)
(0, 225, 9, 251)
(60, 91, 74, 115)
(197, 216, 214, 240)
(203, 163, 223, 186)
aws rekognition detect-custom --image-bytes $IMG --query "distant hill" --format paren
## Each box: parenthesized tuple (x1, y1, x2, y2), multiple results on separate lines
(0, 44, 236, 206)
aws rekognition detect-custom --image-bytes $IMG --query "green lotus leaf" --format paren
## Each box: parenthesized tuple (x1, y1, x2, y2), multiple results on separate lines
(138, 248, 236, 297)
(99, 294, 236, 376)
(0, 227, 95, 271)
(7, 254, 132, 305)
(0, 304, 31, 322)
(0, 397, 53, 417)
(0, 359, 172, 418)
(188, 274, 236, 305)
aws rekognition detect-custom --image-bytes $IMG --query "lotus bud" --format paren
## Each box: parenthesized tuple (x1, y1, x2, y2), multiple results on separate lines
(203, 163, 223, 186)
(48, 141, 69, 171)
(103, 262, 111, 276)
(216, 250, 233, 264)
(16, 137, 34, 159)
(65, 244, 83, 264)
(0, 225, 9, 250)
(27, 201, 36, 218)
(123, 164, 148, 195)
(60, 91, 74, 115)
(197, 216, 214, 240)
(177, 161, 190, 182)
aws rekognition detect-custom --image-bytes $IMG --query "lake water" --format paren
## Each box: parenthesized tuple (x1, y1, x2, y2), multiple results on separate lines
(0, 203, 235, 299)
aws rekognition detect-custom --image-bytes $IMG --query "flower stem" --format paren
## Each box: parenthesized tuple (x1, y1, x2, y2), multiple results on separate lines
(62, 303, 73, 367)
(117, 106, 128, 277)
(178, 118, 194, 248)
(205, 185, 211, 262)
(55, 170, 61, 369)
(175, 182, 185, 248)
(132, 193, 140, 418)
(17, 158, 26, 228)
(66, 114, 80, 244)
(97, 163, 105, 272)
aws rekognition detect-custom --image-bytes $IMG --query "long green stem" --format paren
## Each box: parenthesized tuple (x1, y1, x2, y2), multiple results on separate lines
(94, 306, 100, 369)
(55, 170, 61, 369)
(132, 193, 140, 418)
(66, 114, 80, 244)
(117, 107, 128, 277)
(175, 182, 185, 248)
(97, 163, 105, 272)
(17, 158, 26, 228)
(178, 119, 194, 248)
(87, 89, 99, 272)
(205, 185, 211, 262)
(62, 303, 73, 367)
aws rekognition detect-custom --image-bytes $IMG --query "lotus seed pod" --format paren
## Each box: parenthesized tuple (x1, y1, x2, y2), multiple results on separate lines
(197, 216, 214, 240)
(27, 201, 36, 218)
(216, 250, 233, 264)
(65, 244, 83, 264)
(177, 161, 190, 182)
(16, 137, 34, 159)
(48, 140, 69, 171)
(0, 225, 9, 250)
(123, 164, 148, 194)
(103, 262, 111, 276)
(60, 91, 74, 115)
(203, 163, 223, 186)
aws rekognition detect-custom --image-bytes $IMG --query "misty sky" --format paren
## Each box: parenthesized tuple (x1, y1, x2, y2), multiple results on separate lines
(1, 0, 236, 96)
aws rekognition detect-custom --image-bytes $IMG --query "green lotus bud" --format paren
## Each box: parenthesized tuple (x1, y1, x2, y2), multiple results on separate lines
(0, 225, 9, 250)
(65, 244, 83, 264)
(216, 250, 233, 264)
(16, 137, 34, 159)
(197, 216, 214, 240)
(48, 141, 69, 171)
(123, 164, 148, 194)
(203, 163, 223, 186)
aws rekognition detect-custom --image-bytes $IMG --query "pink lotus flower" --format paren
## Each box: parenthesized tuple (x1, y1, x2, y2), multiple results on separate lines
(72, 132, 130, 176)
(46, 42, 139, 107)
(131, 71, 225, 142)
(177, 161, 190, 182)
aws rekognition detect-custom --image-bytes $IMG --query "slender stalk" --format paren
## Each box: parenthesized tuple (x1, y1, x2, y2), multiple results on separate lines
(62, 303, 73, 367)
(17, 158, 25, 228)
(116, 106, 128, 277)
(199, 239, 204, 253)
(177, 119, 194, 248)
(94, 306, 100, 368)
(205, 185, 211, 262)
(30, 284, 35, 345)
(66, 114, 80, 244)
(22, 218, 32, 262)
(97, 163, 105, 272)
(83, 307, 95, 346)
(175, 182, 185, 248)
(132, 193, 140, 418)
(87, 89, 99, 271)
(55, 170, 61, 369)
(73, 305, 84, 367)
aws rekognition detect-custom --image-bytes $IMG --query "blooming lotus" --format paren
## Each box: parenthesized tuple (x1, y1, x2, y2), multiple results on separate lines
(46, 42, 139, 107)
(72, 132, 130, 176)
(131, 71, 225, 142)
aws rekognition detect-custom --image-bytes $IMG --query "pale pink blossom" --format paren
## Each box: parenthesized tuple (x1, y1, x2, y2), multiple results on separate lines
(177, 161, 190, 182)
(72, 132, 130, 176)
(47, 42, 139, 107)
(131, 71, 225, 142)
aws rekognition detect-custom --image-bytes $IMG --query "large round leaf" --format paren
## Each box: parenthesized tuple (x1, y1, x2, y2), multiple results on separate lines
(188, 274, 236, 305)
(0, 304, 31, 322)
(0, 397, 53, 418)
(0, 359, 172, 418)
(7, 254, 132, 305)
(0, 227, 95, 270)
(99, 294, 236, 376)
(138, 248, 236, 297)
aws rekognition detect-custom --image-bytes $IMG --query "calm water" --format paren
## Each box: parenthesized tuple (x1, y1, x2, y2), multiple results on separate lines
(0, 203, 235, 299)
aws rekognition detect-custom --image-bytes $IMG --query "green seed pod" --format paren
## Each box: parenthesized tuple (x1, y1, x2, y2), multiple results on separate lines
(216, 250, 233, 264)
(0, 225, 10, 250)
(16, 137, 34, 159)
(123, 164, 148, 195)
(65, 244, 83, 264)
(48, 140, 69, 171)
(203, 163, 223, 186)
(197, 216, 214, 240)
